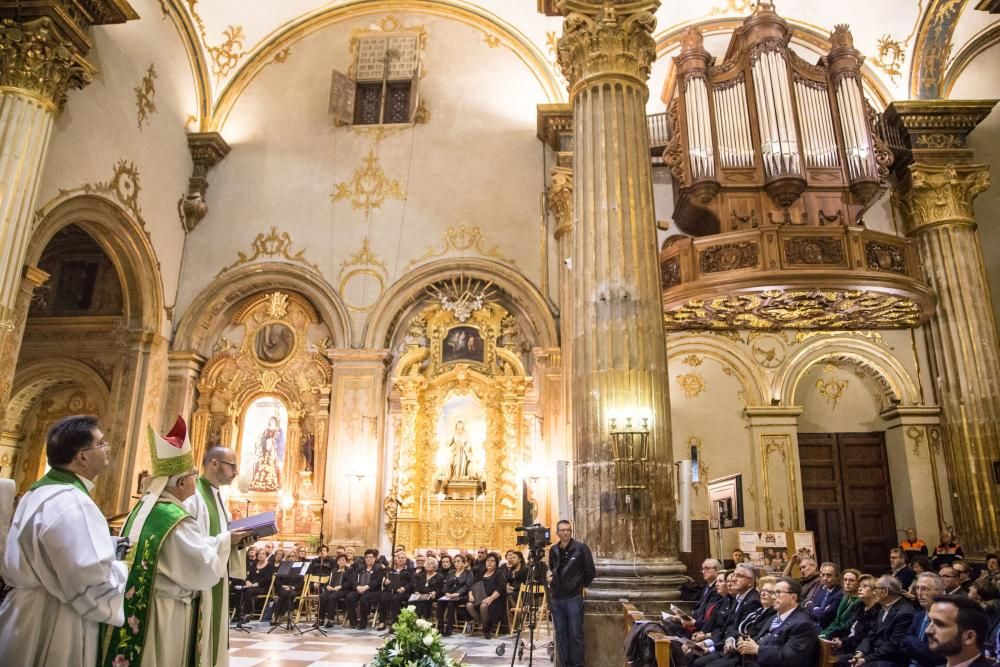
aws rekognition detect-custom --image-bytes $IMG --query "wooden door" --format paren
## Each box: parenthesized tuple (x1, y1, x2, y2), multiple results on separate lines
(799, 432, 896, 574)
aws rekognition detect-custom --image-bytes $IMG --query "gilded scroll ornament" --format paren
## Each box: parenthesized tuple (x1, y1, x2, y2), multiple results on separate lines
(676, 372, 706, 399)
(556, 0, 659, 90)
(681, 354, 703, 367)
(873, 36, 905, 82)
(0, 17, 91, 110)
(338, 237, 388, 312)
(134, 63, 157, 129)
(664, 289, 923, 330)
(331, 149, 405, 215)
(216, 227, 323, 277)
(906, 426, 925, 457)
(547, 168, 573, 236)
(404, 225, 516, 271)
(816, 378, 849, 409)
(52, 160, 146, 228)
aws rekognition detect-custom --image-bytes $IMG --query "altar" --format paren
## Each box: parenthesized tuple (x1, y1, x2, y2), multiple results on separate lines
(384, 294, 533, 553)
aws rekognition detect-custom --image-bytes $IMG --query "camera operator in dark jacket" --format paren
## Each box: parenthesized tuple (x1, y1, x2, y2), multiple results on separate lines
(547, 520, 596, 667)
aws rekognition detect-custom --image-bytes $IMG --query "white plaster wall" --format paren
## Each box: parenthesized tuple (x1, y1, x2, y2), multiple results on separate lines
(175, 12, 551, 343)
(35, 0, 197, 335)
(951, 44, 1000, 337)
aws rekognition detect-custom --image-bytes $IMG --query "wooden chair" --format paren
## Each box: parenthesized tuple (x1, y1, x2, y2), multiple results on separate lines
(295, 574, 330, 623)
(508, 583, 550, 637)
(257, 576, 276, 622)
(623, 602, 670, 667)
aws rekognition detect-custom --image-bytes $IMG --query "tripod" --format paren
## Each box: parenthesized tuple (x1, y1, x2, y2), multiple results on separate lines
(498, 550, 550, 665)
(230, 583, 251, 634)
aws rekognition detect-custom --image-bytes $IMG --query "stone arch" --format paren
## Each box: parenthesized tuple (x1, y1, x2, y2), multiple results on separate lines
(173, 262, 352, 356)
(26, 195, 164, 333)
(363, 258, 558, 352)
(209, 0, 565, 131)
(776, 337, 920, 407)
(666, 336, 768, 407)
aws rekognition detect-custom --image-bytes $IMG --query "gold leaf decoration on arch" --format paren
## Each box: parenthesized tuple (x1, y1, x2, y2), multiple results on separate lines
(330, 149, 406, 215)
(216, 227, 322, 277)
(404, 224, 517, 271)
(51, 160, 146, 229)
(816, 378, 849, 409)
(676, 372, 706, 399)
(337, 237, 388, 312)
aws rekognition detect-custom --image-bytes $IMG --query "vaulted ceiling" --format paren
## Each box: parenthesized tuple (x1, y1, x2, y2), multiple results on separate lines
(156, 0, 999, 131)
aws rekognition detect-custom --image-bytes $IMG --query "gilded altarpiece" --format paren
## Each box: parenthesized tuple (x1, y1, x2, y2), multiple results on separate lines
(192, 291, 332, 540)
(387, 302, 531, 550)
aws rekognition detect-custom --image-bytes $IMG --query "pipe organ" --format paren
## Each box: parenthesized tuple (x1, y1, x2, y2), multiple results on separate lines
(665, 2, 892, 235)
(658, 3, 935, 331)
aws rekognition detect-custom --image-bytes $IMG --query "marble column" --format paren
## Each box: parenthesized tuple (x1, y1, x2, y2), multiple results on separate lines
(556, 0, 683, 622)
(887, 100, 1000, 555)
(0, 3, 137, 419)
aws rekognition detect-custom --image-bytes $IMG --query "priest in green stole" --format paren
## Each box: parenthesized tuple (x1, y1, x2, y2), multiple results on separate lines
(101, 417, 249, 667)
(183, 445, 249, 667)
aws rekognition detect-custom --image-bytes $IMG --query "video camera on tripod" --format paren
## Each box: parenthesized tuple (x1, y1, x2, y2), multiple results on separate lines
(515, 523, 550, 552)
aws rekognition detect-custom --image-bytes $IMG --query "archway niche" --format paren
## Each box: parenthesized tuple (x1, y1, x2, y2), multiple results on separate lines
(190, 289, 334, 541)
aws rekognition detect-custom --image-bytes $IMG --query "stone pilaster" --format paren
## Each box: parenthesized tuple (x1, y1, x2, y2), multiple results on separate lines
(325, 349, 389, 548)
(0, 2, 137, 417)
(887, 99, 1000, 555)
(744, 407, 805, 533)
(557, 0, 683, 610)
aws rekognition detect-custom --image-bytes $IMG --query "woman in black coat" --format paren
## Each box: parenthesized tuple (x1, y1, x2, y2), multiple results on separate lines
(438, 554, 472, 636)
(466, 552, 508, 638)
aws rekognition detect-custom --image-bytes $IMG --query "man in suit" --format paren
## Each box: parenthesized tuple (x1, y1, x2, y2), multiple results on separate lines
(736, 576, 818, 666)
(901, 572, 947, 666)
(892, 548, 918, 591)
(662, 559, 722, 636)
(693, 564, 763, 664)
(852, 574, 916, 666)
(809, 563, 845, 629)
(926, 596, 995, 667)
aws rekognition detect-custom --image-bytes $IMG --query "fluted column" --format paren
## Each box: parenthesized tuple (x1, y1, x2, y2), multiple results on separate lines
(0, 3, 137, 420)
(888, 99, 1000, 555)
(557, 0, 683, 621)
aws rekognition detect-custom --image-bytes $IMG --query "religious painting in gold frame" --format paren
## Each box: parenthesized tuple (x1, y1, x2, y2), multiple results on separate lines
(238, 396, 289, 494)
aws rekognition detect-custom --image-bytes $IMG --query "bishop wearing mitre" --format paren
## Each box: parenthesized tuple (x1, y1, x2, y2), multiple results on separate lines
(100, 417, 250, 667)
(183, 445, 249, 667)
(0, 415, 128, 667)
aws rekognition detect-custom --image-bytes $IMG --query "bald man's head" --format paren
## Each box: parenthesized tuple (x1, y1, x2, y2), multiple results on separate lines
(203, 446, 238, 486)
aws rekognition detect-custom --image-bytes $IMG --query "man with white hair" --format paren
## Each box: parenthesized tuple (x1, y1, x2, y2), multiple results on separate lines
(901, 572, 947, 666)
(850, 574, 916, 666)
(99, 417, 250, 667)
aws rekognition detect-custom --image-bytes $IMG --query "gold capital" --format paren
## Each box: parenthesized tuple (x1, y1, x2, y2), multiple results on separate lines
(0, 17, 89, 109)
(556, 0, 660, 92)
(548, 167, 574, 239)
(896, 163, 991, 234)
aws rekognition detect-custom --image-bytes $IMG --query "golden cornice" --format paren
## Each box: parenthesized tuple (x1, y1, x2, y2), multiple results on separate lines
(895, 162, 991, 233)
(556, 0, 660, 93)
(536, 102, 572, 150)
(206, 0, 563, 132)
(884, 99, 998, 171)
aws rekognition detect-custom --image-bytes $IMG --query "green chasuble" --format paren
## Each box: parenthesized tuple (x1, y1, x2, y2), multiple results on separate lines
(196, 476, 225, 664)
(29, 467, 89, 495)
(99, 499, 188, 667)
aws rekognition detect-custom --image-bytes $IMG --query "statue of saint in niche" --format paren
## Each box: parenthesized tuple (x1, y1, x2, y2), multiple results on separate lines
(249, 415, 285, 492)
(448, 420, 474, 480)
(255, 322, 294, 363)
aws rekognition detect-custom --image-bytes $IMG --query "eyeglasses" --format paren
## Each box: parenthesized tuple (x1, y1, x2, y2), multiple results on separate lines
(773, 589, 793, 596)
(215, 460, 238, 471)
(760, 588, 775, 595)
(79, 440, 111, 454)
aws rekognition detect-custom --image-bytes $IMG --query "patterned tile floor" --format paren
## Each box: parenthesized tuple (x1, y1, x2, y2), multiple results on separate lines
(227, 620, 554, 667)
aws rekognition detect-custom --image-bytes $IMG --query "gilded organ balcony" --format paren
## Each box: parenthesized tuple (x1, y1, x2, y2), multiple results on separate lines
(659, 225, 934, 329)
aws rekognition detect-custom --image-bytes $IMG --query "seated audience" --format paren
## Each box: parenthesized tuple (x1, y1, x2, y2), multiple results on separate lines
(317, 554, 355, 628)
(925, 596, 994, 667)
(241, 549, 274, 620)
(688, 565, 764, 666)
(466, 552, 507, 639)
(940, 566, 966, 597)
(270, 555, 307, 626)
(850, 575, 915, 666)
(901, 571, 947, 666)
(985, 554, 1000, 575)
(378, 551, 414, 630)
(662, 559, 723, 637)
(505, 551, 528, 601)
(974, 573, 1000, 661)
(438, 553, 454, 580)
(438, 553, 472, 636)
(246, 545, 257, 572)
(831, 574, 881, 659)
(412, 556, 445, 619)
(310, 545, 334, 577)
(891, 548, 917, 590)
(808, 562, 844, 629)
(932, 529, 964, 570)
(953, 561, 975, 595)
(821, 568, 862, 640)
(345, 549, 384, 630)
(735, 576, 818, 666)
(783, 555, 821, 604)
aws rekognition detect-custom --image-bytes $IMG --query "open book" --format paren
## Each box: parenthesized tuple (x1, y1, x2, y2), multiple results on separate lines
(229, 511, 278, 539)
